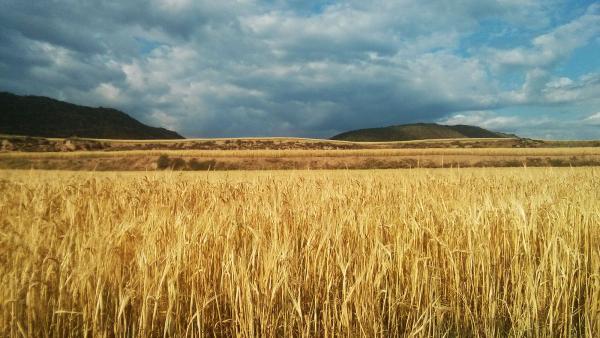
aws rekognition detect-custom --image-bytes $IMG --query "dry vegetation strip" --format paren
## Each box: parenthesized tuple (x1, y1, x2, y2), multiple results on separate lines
(2, 147, 600, 171)
(2, 147, 600, 160)
(1, 168, 599, 336)
(4, 134, 600, 154)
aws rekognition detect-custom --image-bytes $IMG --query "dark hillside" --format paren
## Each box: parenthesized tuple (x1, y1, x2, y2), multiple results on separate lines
(0, 92, 183, 139)
(331, 123, 511, 141)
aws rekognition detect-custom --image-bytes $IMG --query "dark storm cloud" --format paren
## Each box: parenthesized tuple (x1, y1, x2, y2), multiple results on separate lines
(0, 0, 598, 138)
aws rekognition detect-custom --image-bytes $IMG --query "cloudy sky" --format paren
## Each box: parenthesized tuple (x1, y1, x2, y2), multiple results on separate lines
(1, 0, 599, 139)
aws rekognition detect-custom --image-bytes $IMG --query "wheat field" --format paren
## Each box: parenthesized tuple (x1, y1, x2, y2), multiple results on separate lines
(1, 168, 599, 337)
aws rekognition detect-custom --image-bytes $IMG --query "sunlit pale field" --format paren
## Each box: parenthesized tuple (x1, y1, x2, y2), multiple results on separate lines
(1, 168, 599, 337)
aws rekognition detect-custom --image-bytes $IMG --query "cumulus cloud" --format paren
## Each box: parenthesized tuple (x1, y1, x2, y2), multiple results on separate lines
(484, 3, 600, 69)
(503, 71, 600, 105)
(438, 111, 521, 130)
(0, 0, 598, 138)
(584, 112, 600, 125)
(440, 110, 600, 140)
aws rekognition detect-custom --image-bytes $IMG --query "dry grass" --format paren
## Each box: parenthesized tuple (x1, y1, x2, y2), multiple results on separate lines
(2, 147, 600, 159)
(2, 147, 600, 171)
(1, 168, 599, 337)
(4, 134, 599, 155)
(1, 134, 512, 144)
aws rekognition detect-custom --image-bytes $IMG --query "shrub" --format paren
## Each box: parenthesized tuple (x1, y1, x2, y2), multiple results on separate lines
(171, 158, 186, 170)
(157, 154, 170, 169)
(189, 159, 216, 170)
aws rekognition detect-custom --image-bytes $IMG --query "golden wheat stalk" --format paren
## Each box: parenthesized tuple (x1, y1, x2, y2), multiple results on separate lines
(0, 168, 598, 337)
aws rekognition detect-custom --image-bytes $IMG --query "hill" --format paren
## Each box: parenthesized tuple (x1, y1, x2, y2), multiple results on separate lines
(0, 92, 183, 139)
(330, 123, 513, 142)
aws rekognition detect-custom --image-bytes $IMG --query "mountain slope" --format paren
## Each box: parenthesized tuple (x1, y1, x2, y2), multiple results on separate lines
(330, 123, 512, 142)
(0, 92, 183, 139)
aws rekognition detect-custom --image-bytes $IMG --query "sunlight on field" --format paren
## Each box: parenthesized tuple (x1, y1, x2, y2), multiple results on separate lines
(1, 168, 599, 336)
(2, 147, 600, 159)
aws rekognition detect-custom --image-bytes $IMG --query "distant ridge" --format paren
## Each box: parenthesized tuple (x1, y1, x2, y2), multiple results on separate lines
(330, 123, 514, 142)
(0, 92, 183, 139)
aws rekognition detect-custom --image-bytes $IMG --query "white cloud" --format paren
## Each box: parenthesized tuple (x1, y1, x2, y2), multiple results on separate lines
(500, 69, 600, 106)
(438, 111, 521, 130)
(440, 110, 600, 140)
(150, 110, 180, 131)
(584, 112, 600, 125)
(485, 3, 600, 69)
(94, 83, 121, 102)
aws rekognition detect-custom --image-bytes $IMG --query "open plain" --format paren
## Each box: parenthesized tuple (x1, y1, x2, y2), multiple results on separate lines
(2, 135, 600, 170)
